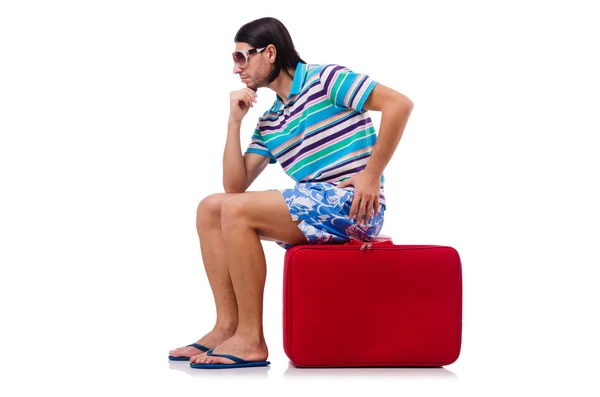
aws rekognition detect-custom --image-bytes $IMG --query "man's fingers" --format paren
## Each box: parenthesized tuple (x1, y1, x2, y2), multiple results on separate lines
(349, 202, 357, 220)
(244, 92, 255, 106)
(248, 93, 257, 105)
(234, 92, 255, 109)
(349, 195, 359, 220)
(242, 94, 253, 108)
(245, 88, 258, 99)
(355, 196, 377, 226)
(362, 199, 374, 225)
(362, 201, 371, 226)
(355, 196, 368, 225)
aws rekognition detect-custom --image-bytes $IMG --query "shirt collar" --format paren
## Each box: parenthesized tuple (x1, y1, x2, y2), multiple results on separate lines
(275, 62, 307, 110)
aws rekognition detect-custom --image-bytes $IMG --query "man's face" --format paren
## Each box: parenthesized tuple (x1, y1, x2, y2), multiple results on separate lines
(233, 42, 272, 90)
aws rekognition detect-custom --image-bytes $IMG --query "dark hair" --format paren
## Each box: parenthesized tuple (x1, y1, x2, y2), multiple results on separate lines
(234, 17, 305, 83)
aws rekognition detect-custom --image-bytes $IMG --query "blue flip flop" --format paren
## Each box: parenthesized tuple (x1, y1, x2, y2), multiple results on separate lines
(189, 348, 271, 369)
(168, 343, 210, 361)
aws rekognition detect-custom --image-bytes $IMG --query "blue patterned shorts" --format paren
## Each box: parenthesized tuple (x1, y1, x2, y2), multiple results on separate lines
(273, 182, 385, 250)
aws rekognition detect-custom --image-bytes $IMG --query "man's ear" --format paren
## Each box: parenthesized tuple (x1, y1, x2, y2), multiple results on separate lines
(266, 44, 277, 64)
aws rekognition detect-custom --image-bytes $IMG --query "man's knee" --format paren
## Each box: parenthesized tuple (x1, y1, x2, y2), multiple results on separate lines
(197, 192, 239, 225)
(220, 196, 250, 229)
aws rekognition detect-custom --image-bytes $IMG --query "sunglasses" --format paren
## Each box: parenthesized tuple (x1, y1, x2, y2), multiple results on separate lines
(232, 47, 266, 68)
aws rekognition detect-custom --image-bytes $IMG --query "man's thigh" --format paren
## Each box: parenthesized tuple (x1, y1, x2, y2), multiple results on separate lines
(221, 190, 306, 246)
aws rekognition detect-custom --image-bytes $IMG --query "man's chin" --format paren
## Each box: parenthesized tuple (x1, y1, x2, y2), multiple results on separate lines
(245, 82, 259, 91)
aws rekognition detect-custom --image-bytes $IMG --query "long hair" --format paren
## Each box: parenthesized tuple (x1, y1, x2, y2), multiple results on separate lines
(234, 17, 305, 83)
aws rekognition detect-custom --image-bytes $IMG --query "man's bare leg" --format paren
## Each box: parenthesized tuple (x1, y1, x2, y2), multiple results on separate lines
(169, 192, 243, 360)
(193, 191, 307, 364)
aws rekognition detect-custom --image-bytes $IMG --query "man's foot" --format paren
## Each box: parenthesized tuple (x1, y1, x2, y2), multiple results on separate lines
(191, 333, 268, 365)
(169, 328, 236, 360)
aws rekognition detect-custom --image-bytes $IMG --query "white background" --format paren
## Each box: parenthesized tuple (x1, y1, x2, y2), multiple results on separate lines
(1, 0, 599, 395)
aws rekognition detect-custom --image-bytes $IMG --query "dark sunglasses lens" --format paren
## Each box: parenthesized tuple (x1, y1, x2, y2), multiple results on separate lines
(232, 52, 245, 66)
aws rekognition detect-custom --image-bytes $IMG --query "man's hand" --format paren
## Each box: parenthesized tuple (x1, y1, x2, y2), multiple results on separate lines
(229, 88, 258, 123)
(337, 171, 381, 226)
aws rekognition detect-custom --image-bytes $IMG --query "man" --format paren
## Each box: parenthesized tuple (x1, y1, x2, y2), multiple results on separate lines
(169, 17, 413, 368)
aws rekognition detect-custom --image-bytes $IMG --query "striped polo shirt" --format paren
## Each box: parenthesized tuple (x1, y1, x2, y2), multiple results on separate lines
(244, 62, 386, 209)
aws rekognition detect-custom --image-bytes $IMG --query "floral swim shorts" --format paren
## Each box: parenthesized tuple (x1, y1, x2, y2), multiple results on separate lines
(272, 181, 385, 250)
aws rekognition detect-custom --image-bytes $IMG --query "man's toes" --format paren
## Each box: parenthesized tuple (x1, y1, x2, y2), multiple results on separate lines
(208, 357, 225, 364)
(191, 354, 206, 364)
(190, 353, 203, 360)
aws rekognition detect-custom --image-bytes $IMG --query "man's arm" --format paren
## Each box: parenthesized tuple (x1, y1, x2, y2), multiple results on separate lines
(222, 119, 270, 193)
(242, 152, 270, 191)
(338, 83, 413, 223)
(362, 83, 414, 177)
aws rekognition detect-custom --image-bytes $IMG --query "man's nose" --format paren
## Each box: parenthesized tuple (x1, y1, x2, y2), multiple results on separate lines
(233, 64, 243, 74)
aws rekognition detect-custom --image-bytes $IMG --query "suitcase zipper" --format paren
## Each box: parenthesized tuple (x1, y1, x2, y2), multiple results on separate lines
(359, 243, 373, 250)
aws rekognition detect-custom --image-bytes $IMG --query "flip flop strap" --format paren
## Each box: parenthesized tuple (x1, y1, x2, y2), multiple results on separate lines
(187, 343, 209, 352)
(206, 349, 246, 364)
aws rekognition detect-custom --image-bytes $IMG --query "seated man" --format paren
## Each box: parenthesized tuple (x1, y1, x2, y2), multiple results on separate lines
(169, 16, 414, 368)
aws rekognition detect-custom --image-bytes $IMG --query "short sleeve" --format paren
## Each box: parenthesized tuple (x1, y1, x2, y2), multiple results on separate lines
(244, 124, 277, 164)
(319, 64, 378, 112)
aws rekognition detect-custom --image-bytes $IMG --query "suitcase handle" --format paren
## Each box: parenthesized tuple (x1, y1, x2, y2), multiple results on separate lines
(344, 235, 444, 249)
(345, 235, 394, 246)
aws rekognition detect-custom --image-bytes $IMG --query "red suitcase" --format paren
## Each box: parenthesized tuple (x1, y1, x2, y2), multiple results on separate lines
(282, 237, 462, 367)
